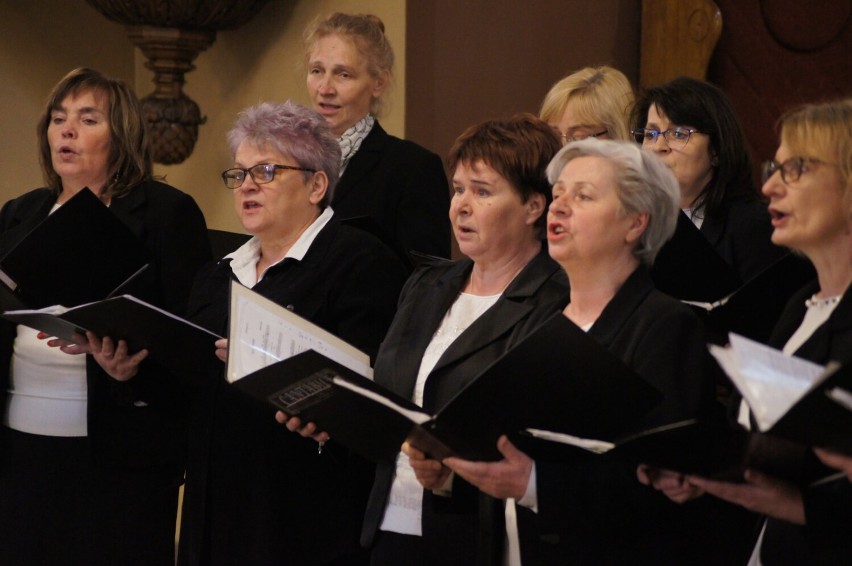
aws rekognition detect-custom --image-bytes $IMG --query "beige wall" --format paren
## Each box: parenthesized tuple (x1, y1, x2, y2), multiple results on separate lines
(0, 0, 406, 233)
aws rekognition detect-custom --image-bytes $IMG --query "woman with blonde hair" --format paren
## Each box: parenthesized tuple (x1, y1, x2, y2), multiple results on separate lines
(539, 65, 635, 144)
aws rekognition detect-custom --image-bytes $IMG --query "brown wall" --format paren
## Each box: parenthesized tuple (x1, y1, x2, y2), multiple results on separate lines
(405, 0, 641, 160)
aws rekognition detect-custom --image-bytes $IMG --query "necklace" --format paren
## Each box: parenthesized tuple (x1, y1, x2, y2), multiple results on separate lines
(804, 294, 842, 308)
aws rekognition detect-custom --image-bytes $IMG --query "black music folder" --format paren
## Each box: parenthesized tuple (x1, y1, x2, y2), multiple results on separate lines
(650, 211, 741, 303)
(232, 312, 662, 462)
(567, 336, 852, 484)
(598, 419, 812, 485)
(685, 253, 816, 344)
(3, 295, 221, 372)
(0, 188, 149, 309)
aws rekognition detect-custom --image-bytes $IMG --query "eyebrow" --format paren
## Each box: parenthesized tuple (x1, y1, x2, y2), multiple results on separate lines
(51, 105, 105, 115)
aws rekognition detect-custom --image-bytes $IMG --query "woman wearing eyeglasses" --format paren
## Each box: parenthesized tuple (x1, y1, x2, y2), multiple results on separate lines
(632, 77, 786, 285)
(539, 65, 634, 145)
(177, 101, 408, 566)
(642, 99, 852, 565)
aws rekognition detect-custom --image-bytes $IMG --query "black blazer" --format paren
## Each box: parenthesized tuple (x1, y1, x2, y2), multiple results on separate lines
(521, 266, 756, 566)
(701, 195, 786, 284)
(758, 282, 852, 565)
(0, 181, 211, 477)
(332, 122, 452, 260)
(177, 218, 408, 566)
(360, 246, 569, 565)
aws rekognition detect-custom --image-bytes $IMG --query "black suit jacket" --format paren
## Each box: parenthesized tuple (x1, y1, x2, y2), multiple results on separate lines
(0, 181, 211, 477)
(177, 218, 408, 566)
(360, 247, 569, 565)
(701, 195, 786, 284)
(522, 266, 757, 566)
(332, 122, 451, 261)
(758, 282, 852, 565)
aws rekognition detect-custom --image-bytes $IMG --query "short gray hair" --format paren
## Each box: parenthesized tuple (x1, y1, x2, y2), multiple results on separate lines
(546, 139, 679, 265)
(227, 101, 341, 208)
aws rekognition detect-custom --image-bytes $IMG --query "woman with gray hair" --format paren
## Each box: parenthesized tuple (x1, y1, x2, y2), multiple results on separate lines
(444, 140, 753, 564)
(177, 100, 408, 566)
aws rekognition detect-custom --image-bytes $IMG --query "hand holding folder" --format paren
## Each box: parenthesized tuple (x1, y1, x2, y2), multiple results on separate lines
(233, 312, 662, 463)
(3, 295, 221, 373)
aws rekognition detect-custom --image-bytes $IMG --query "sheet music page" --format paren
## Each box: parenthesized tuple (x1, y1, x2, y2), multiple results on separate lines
(226, 281, 372, 383)
(710, 333, 827, 429)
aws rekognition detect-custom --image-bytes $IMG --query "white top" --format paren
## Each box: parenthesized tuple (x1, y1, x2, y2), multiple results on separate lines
(380, 291, 500, 536)
(683, 206, 705, 230)
(4, 202, 88, 436)
(225, 207, 334, 287)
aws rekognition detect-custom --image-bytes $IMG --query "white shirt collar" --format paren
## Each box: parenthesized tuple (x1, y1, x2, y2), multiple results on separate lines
(225, 207, 335, 287)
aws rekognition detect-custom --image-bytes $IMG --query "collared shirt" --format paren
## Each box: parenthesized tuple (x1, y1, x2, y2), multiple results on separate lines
(225, 207, 334, 287)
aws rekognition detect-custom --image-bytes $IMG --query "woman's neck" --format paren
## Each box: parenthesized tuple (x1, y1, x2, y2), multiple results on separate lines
(466, 241, 541, 296)
(563, 254, 640, 327)
(256, 210, 321, 275)
(806, 231, 852, 299)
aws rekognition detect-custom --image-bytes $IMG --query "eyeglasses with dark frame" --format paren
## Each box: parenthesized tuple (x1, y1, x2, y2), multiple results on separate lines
(631, 127, 701, 149)
(761, 156, 827, 185)
(221, 163, 316, 189)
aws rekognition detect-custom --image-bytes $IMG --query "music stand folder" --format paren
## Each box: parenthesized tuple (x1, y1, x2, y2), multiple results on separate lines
(0, 188, 149, 309)
(233, 312, 662, 463)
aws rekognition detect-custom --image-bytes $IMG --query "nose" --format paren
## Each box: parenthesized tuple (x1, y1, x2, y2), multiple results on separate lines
(549, 195, 569, 216)
(238, 172, 260, 193)
(649, 134, 669, 152)
(61, 122, 76, 138)
(317, 76, 335, 96)
(761, 171, 782, 199)
(451, 189, 472, 215)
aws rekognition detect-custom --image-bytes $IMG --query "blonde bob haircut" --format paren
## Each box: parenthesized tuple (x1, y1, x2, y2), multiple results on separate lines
(539, 66, 635, 142)
(777, 98, 852, 214)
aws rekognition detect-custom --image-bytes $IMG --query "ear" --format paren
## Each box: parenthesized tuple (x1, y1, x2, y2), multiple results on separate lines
(525, 193, 546, 225)
(307, 171, 329, 206)
(372, 69, 390, 99)
(625, 212, 649, 244)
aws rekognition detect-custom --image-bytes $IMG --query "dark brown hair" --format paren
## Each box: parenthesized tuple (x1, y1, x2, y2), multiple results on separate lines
(37, 67, 152, 199)
(447, 113, 562, 235)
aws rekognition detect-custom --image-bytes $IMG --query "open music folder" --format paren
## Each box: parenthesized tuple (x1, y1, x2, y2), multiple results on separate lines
(3, 295, 221, 373)
(225, 280, 372, 383)
(232, 312, 662, 463)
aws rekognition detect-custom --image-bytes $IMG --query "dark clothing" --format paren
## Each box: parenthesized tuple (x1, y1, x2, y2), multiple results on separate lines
(0, 182, 211, 565)
(759, 282, 852, 565)
(332, 122, 451, 260)
(700, 196, 786, 284)
(177, 219, 408, 566)
(362, 247, 570, 566)
(518, 266, 757, 566)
